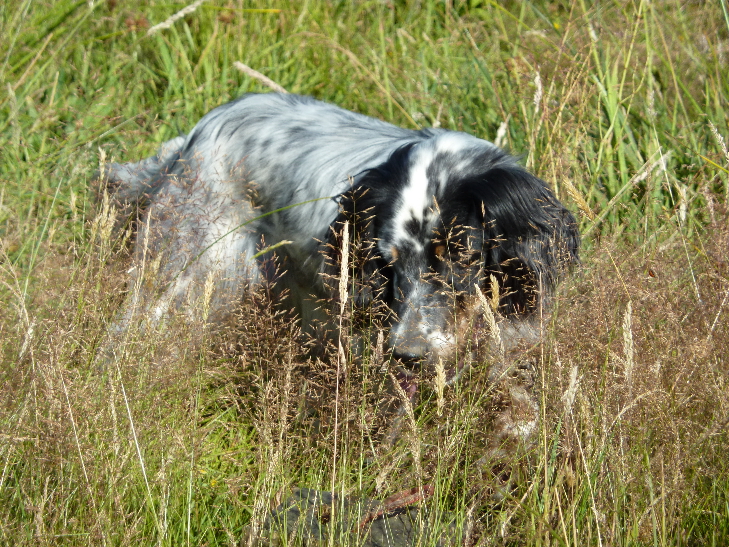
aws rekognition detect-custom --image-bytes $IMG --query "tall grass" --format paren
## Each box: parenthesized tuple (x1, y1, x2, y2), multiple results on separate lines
(1, 0, 728, 545)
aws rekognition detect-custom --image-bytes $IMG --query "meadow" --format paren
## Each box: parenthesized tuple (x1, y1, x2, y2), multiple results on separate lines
(1, 0, 728, 544)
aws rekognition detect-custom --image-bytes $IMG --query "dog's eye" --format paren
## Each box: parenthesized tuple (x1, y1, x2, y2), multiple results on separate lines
(433, 244, 446, 258)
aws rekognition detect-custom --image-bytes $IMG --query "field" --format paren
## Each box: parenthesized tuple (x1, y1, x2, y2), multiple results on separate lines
(1, 0, 729, 545)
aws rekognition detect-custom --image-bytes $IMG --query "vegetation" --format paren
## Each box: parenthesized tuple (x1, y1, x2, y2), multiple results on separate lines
(1, 0, 728, 544)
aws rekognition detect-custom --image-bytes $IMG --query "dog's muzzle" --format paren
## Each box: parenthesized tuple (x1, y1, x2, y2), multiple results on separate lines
(387, 279, 456, 366)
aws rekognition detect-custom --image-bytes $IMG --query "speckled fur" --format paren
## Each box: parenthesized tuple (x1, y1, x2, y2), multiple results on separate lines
(97, 93, 579, 381)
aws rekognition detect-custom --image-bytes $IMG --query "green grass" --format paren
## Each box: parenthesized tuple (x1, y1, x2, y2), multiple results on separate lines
(2, 0, 729, 545)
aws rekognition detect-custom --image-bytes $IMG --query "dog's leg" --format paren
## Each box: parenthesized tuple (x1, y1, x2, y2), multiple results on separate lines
(491, 318, 542, 453)
(485, 354, 540, 460)
(474, 318, 541, 499)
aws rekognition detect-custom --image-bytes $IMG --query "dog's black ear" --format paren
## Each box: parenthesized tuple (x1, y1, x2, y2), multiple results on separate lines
(321, 143, 416, 309)
(460, 164, 580, 315)
(322, 183, 392, 309)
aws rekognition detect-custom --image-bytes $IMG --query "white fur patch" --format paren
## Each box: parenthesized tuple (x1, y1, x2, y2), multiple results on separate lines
(392, 133, 491, 250)
(427, 329, 456, 356)
(393, 149, 433, 250)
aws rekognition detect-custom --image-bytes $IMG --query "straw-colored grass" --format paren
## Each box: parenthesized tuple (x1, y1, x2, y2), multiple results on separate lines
(1, 0, 728, 544)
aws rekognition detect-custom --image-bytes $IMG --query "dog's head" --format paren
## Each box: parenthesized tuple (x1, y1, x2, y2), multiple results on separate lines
(325, 133, 579, 366)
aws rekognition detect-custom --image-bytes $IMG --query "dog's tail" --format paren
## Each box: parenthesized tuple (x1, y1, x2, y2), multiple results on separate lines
(94, 135, 186, 206)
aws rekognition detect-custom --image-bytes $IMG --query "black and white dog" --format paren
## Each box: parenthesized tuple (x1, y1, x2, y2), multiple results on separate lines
(99, 93, 578, 441)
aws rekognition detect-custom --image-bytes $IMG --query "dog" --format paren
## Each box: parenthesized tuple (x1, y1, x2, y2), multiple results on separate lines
(97, 93, 579, 451)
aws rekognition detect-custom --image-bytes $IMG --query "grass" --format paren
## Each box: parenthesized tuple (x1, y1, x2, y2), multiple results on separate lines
(1, 0, 729, 544)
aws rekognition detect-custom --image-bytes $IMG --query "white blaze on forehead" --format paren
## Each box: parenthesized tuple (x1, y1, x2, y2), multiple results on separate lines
(392, 133, 492, 249)
(392, 144, 435, 250)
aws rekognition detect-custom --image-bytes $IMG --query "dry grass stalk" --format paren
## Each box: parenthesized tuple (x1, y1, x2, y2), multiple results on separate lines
(435, 358, 446, 416)
(18, 319, 35, 361)
(622, 301, 634, 397)
(708, 120, 729, 165)
(233, 62, 288, 94)
(561, 364, 580, 416)
(201, 270, 215, 325)
(489, 274, 500, 313)
(331, 221, 349, 496)
(374, 329, 385, 372)
(337, 222, 350, 318)
(533, 70, 543, 113)
(475, 284, 504, 358)
(493, 120, 508, 149)
(562, 177, 595, 220)
(147, 0, 206, 36)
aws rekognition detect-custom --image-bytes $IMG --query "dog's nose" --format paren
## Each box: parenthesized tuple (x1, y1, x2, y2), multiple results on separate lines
(389, 310, 438, 367)
(388, 295, 453, 365)
(389, 330, 430, 367)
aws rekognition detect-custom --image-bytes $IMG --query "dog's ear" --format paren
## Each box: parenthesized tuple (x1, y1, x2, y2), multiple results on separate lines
(322, 183, 392, 309)
(461, 164, 580, 315)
